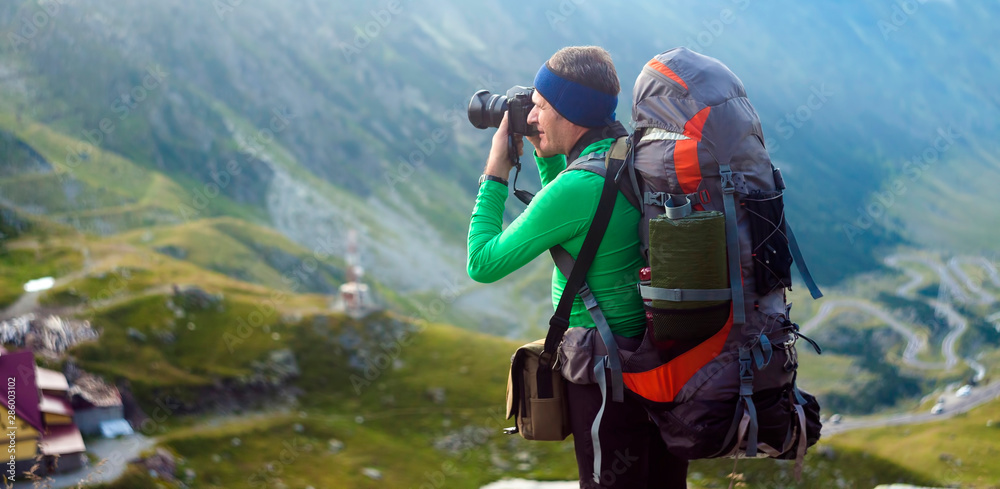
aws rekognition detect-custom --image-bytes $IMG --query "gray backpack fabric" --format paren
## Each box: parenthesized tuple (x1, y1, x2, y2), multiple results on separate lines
(613, 48, 824, 469)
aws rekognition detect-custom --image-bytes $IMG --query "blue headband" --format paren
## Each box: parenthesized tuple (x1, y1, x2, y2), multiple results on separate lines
(533, 63, 617, 128)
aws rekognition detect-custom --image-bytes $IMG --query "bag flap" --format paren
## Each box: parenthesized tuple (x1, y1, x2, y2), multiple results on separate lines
(506, 340, 547, 420)
(506, 362, 517, 420)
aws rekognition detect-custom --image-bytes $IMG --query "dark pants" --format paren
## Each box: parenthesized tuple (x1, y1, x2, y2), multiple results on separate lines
(566, 336, 689, 488)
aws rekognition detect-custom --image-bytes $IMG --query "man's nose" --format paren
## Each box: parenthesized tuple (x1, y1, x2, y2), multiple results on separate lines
(527, 106, 539, 124)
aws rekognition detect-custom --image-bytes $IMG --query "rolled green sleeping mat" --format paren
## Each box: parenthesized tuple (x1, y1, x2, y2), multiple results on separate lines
(647, 210, 731, 342)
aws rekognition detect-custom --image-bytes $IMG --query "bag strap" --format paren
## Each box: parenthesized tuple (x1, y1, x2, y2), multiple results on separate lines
(536, 139, 627, 401)
(543, 138, 626, 355)
(549, 245, 624, 403)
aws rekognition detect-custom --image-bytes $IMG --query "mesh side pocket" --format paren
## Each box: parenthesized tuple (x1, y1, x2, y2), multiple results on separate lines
(742, 190, 793, 296)
(644, 301, 731, 344)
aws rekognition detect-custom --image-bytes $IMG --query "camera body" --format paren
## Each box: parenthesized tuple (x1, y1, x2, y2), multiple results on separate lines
(504, 86, 537, 137)
(468, 86, 538, 136)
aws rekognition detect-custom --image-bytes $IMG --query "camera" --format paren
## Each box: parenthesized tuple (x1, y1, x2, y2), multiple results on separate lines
(467, 86, 538, 136)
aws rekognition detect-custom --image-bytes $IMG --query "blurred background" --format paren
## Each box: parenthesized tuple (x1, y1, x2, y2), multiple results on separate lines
(0, 0, 998, 487)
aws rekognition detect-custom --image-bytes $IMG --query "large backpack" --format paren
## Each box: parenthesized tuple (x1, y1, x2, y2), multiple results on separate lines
(615, 47, 825, 469)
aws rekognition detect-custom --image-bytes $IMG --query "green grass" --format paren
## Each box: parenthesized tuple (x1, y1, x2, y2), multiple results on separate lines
(116, 217, 346, 294)
(686, 443, 942, 488)
(830, 397, 1000, 488)
(86, 465, 163, 489)
(142, 308, 952, 488)
(796, 350, 875, 396)
(67, 244, 976, 487)
(0, 245, 83, 308)
(140, 312, 583, 488)
(24, 218, 345, 312)
(0, 111, 262, 234)
(0, 172, 138, 214)
(959, 262, 1000, 295)
(72, 292, 297, 407)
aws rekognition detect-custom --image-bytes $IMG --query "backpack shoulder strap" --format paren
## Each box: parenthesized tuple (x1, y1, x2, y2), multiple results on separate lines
(564, 151, 608, 176)
(719, 162, 746, 326)
(563, 136, 641, 209)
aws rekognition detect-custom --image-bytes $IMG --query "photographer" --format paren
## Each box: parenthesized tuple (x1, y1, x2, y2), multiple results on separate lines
(467, 46, 688, 488)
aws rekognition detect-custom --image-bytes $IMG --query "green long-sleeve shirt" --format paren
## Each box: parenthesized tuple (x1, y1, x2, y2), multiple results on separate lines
(467, 138, 647, 337)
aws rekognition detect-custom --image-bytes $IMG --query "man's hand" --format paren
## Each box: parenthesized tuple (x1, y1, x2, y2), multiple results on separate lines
(485, 112, 523, 180)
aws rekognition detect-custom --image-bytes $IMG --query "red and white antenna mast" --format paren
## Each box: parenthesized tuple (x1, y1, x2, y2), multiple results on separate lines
(339, 229, 371, 316)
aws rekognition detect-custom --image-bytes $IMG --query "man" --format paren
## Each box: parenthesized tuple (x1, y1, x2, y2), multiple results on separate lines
(467, 46, 688, 488)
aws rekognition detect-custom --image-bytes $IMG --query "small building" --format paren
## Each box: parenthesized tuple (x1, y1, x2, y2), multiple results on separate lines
(339, 281, 371, 312)
(36, 365, 86, 473)
(0, 350, 88, 478)
(69, 372, 125, 436)
(38, 425, 86, 473)
(0, 351, 44, 479)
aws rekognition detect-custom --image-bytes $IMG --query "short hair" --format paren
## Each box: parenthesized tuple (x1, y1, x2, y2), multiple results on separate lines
(546, 46, 620, 96)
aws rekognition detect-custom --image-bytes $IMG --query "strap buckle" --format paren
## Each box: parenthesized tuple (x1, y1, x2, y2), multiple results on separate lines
(751, 334, 773, 369)
(739, 357, 754, 381)
(738, 349, 755, 396)
(720, 168, 736, 195)
(644, 191, 667, 207)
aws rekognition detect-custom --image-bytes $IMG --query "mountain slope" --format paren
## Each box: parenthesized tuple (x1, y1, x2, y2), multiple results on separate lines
(116, 217, 347, 294)
(2, 1, 998, 333)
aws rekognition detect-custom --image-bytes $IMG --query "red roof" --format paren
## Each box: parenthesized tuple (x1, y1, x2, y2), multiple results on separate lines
(39, 424, 85, 455)
(0, 351, 43, 432)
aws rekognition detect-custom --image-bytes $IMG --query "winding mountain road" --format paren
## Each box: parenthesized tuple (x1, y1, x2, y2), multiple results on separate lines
(988, 312, 1000, 328)
(802, 298, 945, 369)
(805, 254, 994, 372)
(886, 254, 972, 304)
(823, 381, 1000, 436)
(927, 299, 968, 369)
(804, 253, 999, 436)
(0, 289, 42, 320)
(948, 256, 998, 305)
(895, 268, 926, 297)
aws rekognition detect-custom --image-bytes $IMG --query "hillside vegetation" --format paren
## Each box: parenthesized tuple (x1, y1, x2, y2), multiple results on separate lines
(2, 1, 999, 337)
(831, 398, 1000, 488)
(0, 206, 958, 488)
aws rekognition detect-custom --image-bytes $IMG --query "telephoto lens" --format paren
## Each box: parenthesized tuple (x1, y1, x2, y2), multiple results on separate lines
(467, 90, 507, 130)
(467, 86, 538, 136)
